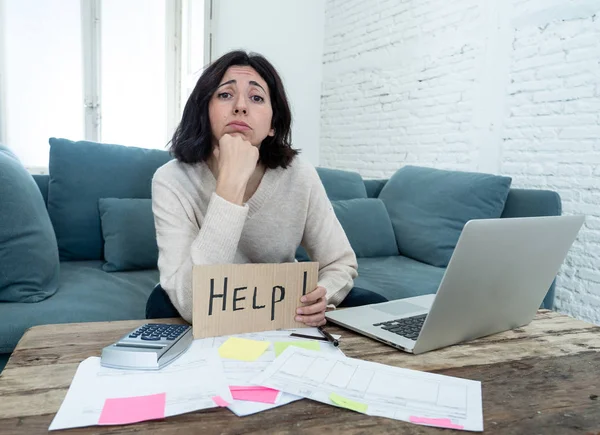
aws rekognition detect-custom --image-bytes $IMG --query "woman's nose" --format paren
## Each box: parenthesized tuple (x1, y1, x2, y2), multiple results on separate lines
(233, 94, 247, 115)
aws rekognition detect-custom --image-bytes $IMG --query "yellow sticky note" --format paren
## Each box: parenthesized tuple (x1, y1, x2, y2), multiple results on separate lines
(273, 341, 320, 357)
(329, 392, 368, 414)
(218, 337, 270, 361)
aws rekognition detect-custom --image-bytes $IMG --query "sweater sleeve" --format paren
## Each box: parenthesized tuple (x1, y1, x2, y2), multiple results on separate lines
(152, 176, 248, 322)
(301, 168, 358, 306)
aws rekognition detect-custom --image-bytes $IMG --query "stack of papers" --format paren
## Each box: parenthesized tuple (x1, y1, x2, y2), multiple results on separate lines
(49, 348, 232, 431)
(252, 346, 483, 431)
(50, 327, 483, 432)
(195, 328, 344, 416)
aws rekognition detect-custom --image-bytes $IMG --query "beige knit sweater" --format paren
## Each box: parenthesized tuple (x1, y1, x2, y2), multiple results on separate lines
(151, 155, 358, 322)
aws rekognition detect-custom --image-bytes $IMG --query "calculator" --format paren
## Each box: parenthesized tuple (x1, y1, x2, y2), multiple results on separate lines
(100, 323, 193, 370)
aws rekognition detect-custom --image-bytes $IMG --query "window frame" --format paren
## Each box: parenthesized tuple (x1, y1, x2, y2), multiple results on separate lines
(0, 0, 213, 172)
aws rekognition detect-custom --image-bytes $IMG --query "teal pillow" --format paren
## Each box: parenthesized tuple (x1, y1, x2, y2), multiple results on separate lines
(47, 138, 172, 260)
(295, 245, 311, 262)
(378, 165, 512, 267)
(99, 198, 158, 272)
(332, 198, 399, 258)
(316, 167, 367, 200)
(0, 145, 60, 302)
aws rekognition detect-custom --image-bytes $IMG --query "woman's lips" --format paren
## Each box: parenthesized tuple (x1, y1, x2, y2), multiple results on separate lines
(228, 121, 251, 131)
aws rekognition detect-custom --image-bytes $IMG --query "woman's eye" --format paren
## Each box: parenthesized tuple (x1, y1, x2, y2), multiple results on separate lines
(217, 92, 232, 99)
(251, 95, 264, 103)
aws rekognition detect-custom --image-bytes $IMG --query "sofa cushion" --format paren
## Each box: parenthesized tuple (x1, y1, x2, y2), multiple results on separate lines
(332, 198, 399, 258)
(0, 145, 60, 303)
(379, 165, 512, 267)
(316, 167, 368, 200)
(338, 286, 388, 307)
(353, 256, 446, 302)
(99, 198, 158, 272)
(47, 138, 172, 261)
(0, 261, 159, 353)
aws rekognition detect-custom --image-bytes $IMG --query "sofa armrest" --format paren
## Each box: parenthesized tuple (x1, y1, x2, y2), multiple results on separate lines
(501, 189, 562, 218)
(502, 189, 562, 311)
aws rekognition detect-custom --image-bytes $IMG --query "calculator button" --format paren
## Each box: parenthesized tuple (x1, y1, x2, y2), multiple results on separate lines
(141, 336, 161, 341)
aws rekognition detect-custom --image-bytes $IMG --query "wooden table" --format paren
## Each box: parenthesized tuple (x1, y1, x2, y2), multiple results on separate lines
(0, 310, 599, 434)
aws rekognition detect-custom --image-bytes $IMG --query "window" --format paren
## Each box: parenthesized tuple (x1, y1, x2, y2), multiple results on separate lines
(0, 0, 210, 169)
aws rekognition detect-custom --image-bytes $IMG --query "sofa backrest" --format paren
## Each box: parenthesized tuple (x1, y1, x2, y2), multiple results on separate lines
(501, 189, 562, 218)
(32, 161, 562, 266)
(33, 170, 563, 218)
(364, 179, 387, 199)
(324, 171, 562, 219)
(33, 174, 49, 206)
(33, 171, 390, 205)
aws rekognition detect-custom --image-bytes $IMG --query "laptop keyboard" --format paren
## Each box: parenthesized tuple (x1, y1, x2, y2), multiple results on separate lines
(373, 314, 427, 340)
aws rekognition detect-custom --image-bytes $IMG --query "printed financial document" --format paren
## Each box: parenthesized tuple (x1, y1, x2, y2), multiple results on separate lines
(195, 328, 343, 416)
(49, 348, 232, 431)
(251, 347, 483, 431)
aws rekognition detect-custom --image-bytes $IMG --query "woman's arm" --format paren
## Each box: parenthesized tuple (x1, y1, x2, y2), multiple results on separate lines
(152, 176, 248, 322)
(301, 168, 358, 307)
(153, 135, 260, 322)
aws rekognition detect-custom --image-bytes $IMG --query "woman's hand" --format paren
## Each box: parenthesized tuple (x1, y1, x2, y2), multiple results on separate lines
(296, 286, 327, 327)
(214, 133, 259, 205)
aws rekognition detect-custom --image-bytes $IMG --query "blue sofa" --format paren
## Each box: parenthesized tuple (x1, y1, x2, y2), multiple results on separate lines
(0, 139, 561, 373)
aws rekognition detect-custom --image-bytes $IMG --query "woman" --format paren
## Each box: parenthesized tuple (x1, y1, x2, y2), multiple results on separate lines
(147, 50, 358, 327)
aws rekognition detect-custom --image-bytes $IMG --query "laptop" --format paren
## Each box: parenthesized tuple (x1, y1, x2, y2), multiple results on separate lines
(325, 215, 585, 354)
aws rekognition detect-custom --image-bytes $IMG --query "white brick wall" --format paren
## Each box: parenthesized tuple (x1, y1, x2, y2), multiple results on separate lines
(322, 0, 483, 178)
(502, 1, 600, 324)
(322, 0, 600, 324)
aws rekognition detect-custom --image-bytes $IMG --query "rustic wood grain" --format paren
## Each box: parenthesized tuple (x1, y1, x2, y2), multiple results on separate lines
(1, 310, 599, 434)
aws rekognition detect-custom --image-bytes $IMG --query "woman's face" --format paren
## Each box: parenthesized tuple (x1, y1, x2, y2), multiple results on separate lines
(208, 65, 275, 147)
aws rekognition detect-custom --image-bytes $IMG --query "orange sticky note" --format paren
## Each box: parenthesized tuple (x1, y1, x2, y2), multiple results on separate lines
(98, 393, 166, 425)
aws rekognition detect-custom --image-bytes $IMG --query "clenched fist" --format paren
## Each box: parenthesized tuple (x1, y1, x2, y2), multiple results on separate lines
(213, 134, 260, 205)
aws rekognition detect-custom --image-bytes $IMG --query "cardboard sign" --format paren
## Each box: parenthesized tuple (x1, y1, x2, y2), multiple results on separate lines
(192, 262, 319, 339)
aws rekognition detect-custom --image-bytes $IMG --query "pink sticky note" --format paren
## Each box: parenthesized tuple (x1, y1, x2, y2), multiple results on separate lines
(410, 416, 464, 430)
(98, 393, 166, 425)
(229, 386, 280, 392)
(212, 396, 230, 407)
(229, 386, 280, 404)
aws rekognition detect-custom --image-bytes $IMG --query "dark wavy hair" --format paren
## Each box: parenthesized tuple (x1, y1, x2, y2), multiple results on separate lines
(169, 50, 299, 169)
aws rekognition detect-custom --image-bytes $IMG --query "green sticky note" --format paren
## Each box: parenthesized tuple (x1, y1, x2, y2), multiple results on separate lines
(273, 341, 320, 357)
(329, 392, 368, 414)
(218, 337, 270, 361)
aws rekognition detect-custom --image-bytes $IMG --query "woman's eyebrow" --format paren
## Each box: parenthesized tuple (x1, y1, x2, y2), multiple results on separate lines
(217, 79, 266, 93)
(217, 79, 236, 89)
(249, 80, 266, 93)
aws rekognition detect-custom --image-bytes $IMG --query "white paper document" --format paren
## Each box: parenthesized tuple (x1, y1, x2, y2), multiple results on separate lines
(251, 347, 483, 431)
(195, 328, 344, 416)
(49, 348, 232, 431)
